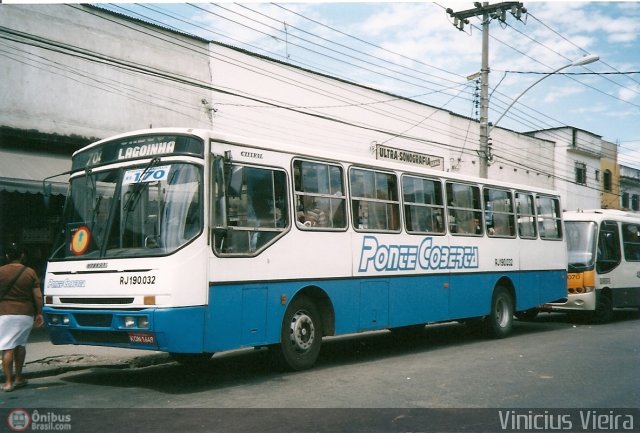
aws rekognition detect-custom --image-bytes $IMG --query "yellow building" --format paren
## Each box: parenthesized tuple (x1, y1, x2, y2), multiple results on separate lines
(600, 140, 620, 209)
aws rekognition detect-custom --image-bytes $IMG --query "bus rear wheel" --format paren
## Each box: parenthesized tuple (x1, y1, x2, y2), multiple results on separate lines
(485, 286, 514, 339)
(277, 296, 322, 371)
(591, 291, 613, 324)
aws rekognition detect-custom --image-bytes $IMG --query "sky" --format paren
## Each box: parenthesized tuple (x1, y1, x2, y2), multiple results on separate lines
(65, 2, 640, 169)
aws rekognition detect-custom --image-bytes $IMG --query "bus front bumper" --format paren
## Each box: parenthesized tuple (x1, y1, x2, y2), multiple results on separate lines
(542, 291, 597, 312)
(43, 306, 206, 353)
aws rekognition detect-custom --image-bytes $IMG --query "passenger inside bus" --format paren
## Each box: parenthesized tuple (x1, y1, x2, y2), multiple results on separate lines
(297, 195, 329, 228)
(623, 224, 640, 260)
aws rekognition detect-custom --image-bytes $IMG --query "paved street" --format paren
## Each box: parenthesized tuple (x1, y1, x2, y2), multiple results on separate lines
(2, 311, 638, 407)
(1, 311, 638, 432)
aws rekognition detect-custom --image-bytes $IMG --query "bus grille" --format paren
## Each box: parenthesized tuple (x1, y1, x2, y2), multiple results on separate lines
(74, 314, 113, 327)
(60, 298, 134, 305)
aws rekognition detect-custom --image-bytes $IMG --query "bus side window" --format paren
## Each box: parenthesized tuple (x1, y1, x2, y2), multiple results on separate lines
(537, 196, 562, 240)
(293, 160, 347, 230)
(446, 182, 482, 236)
(515, 192, 537, 238)
(350, 168, 400, 232)
(213, 164, 288, 255)
(402, 175, 445, 235)
(622, 223, 640, 261)
(483, 188, 515, 237)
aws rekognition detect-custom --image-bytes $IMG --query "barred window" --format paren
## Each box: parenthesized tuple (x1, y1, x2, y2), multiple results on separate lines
(603, 169, 612, 192)
(622, 192, 630, 209)
(575, 162, 587, 185)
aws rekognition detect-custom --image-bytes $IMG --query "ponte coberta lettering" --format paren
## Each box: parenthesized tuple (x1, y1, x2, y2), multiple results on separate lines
(358, 236, 479, 273)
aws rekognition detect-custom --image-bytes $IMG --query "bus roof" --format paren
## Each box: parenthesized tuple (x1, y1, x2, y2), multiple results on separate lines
(564, 209, 640, 222)
(76, 127, 562, 197)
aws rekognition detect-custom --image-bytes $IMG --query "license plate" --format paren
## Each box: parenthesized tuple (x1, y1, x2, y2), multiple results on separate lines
(128, 332, 156, 345)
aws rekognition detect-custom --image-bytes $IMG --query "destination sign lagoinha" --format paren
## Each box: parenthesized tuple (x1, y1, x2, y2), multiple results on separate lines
(376, 144, 443, 170)
(72, 134, 204, 170)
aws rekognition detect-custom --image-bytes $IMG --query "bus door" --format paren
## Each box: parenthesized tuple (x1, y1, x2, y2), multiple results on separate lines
(596, 220, 621, 279)
(616, 221, 640, 307)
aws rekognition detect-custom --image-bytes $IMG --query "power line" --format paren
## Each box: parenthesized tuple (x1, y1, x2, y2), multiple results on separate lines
(74, 5, 640, 174)
(527, 11, 640, 90)
(5, 4, 639, 193)
(500, 70, 640, 76)
(272, 2, 468, 83)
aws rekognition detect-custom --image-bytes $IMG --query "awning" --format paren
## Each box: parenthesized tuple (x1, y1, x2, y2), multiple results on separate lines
(0, 149, 71, 196)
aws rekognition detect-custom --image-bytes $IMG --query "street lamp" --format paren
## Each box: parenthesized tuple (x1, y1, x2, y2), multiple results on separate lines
(489, 54, 600, 132)
(478, 53, 599, 177)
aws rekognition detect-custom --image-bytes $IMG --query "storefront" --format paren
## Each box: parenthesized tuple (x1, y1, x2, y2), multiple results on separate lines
(0, 148, 71, 275)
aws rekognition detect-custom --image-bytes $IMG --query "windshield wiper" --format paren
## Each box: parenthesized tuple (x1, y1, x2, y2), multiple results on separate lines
(568, 262, 593, 272)
(122, 157, 161, 212)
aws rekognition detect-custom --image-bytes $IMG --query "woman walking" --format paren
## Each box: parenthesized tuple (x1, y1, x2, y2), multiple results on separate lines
(0, 243, 43, 392)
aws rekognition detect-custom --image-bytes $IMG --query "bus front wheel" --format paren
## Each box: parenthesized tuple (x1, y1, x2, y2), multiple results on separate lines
(278, 296, 322, 371)
(485, 286, 514, 339)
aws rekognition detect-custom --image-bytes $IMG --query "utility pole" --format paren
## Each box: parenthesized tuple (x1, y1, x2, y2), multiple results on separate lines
(446, 2, 527, 178)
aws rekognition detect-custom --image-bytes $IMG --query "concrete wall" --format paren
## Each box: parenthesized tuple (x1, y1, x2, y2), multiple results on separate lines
(2, 4, 575, 196)
(207, 42, 452, 169)
(0, 4, 213, 141)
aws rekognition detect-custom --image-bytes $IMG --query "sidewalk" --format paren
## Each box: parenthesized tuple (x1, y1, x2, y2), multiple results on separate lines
(1, 327, 172, 381)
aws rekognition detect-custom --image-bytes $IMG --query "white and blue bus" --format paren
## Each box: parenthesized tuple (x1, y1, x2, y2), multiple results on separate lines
(44, 128, 567, 370)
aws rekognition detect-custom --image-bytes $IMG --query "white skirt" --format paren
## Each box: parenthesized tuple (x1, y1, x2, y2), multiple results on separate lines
(0, 315, 34, 350)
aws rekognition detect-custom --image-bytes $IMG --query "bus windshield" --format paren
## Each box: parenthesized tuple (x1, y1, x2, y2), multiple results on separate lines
(565, 221, 597, 271)
(50, 162, 203, 260)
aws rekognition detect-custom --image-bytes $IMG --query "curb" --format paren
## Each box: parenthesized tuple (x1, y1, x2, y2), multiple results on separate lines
(2, 353, 174, 381)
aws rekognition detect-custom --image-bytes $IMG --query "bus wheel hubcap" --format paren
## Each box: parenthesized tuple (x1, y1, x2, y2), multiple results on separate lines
(290, 311, 315, 352)
(496, 297, 509, 327)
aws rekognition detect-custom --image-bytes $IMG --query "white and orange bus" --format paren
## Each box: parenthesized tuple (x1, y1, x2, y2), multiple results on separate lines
(544, 209, 640, 323)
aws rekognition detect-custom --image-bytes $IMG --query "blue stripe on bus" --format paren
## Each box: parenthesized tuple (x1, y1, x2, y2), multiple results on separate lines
(45, 269, 565, 354)
(204, 269, 566, 352)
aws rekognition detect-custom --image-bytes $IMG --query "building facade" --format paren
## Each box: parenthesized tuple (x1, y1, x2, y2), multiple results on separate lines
(620, 165, 640, 211)
(527, 127, 628, 212)
(0, 4, 638, 266)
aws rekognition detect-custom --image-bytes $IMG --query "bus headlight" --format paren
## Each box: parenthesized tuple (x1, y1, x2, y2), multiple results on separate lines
(138, 316, 150, 329)
(569, 285, 594, 294)
(49, 314, 70, 326)
(122, 315, 150, 329)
